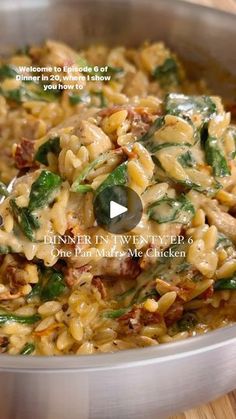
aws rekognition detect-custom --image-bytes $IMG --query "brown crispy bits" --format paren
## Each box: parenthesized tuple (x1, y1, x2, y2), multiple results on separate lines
(165, 301, 184, 326)
(0, 336, 9, 353)
(140, 308, 162, 326)
(0, 260, 28, 300)
(119, 307, 142, 335)
(200, 285, 214, 300)
(91, 276, 107, 299)
(14, 138, 35, 169)
(119, 307, 162, 335)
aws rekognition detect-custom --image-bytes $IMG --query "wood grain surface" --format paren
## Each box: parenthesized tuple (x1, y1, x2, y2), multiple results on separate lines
(183, 0, 236, 13)
(169, 1, 236, 418)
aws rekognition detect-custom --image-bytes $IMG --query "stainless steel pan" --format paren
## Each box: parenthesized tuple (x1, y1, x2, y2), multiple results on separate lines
(0, 1, 236, 418)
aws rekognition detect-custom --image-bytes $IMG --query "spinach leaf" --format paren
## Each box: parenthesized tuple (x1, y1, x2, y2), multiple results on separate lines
(96, 162, 128, 195)
(135, 289, 159, 304)
(0, 64, 18, 80)
(76, 54, 89, 67)
(69, 93, 83, 105)
(215, 233, 233, 250)
(0, 245, 12, 255)
(138, 117, 164, 153)
(148, 195, 195, 224)
(74, 184, 93, 193)
(9, 171, 61, 240)
(40, 270, 67, 301)
(69, 92, 90, 106)
(103, 308, 128, 319)
(28, 170, 62, 212)
(153, 154, 222, 196)
(152, 58, 178, 85)
(116, 287, 136, 302)
(175, 262, 191, 273)
(93, 163, 128, 229)
(27, 269, 66, 301)
(0, 181, 9, 197)
(178, 151, 196, 168)
(205, 136, 230, 177)
(0, 87, 23, 102)
(27, 87, 61, 102)
(106, 66, 124, 78)
(35, 137, 61, 165)
(71, 154, 108, 192)
(177, 313, 198, 332)
(26, 283, 41, 300)
(0, 311, 41, 325)
(227, 128, 236, 159)
(165, 94, 217, 121)
(20, 342, 35, 355)
(139, 117, 192, 154)
(91, 91, 107, 107)
(10, 199, 39, 241)
(0, 85, 60, 103)
(214, 277, 236, 290)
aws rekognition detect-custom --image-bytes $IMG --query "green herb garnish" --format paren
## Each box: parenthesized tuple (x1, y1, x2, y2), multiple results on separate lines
(103, 308, 128, 319)
(26, 284, 41, 300)
(138, 117, 164, 153)
(0, 245, 12, 255)
(152, 58, 178, 85)
(178, 151, 196, 168)
(27, 269, 67, 301)
(107, 66, 124, 78)
(214, 277, 236, 290)
(215, 233, 233, 250)
(96, 162, 128, 195)
(0, 85, 60, 103)
(28, 170, 62, 212)
(177, 313, 198, 332)
(0, 64, 18, 80)
(20, 342, 35, 355)
(0, 311, 41, 325)
(0, 181, 9, 197)
(40, 271, 66, 301)
(205, 136, 230, 177)
(10, 199, 39, 241)
(35, 137, 61, 165)
(71, 153, 109, 192)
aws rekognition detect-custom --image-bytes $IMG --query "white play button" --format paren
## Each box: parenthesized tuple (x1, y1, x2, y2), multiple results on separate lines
(94, 185, 143, 233)
(110, 200, 128, 219)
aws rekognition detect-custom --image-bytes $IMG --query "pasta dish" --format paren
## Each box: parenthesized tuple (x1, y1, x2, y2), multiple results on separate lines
(0, 40, 236, 356)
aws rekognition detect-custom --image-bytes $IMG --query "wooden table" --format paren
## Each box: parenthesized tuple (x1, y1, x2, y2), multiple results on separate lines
(169, 1, 236, 418)
(183, 0, 236, 13)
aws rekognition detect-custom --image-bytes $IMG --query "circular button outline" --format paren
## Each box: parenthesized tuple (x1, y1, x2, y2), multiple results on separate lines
(93, 185, 143, 234)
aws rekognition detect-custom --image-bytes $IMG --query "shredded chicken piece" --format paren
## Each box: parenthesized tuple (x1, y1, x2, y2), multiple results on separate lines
(64, 265, 91, 288)
(91, 277, 107, 299)
(164, 301, 184, 326)
(203, 200, 236, 243)
(0, 256, 38, 300)
(118, 307, 162, 335)
(94, 256, 140, 279)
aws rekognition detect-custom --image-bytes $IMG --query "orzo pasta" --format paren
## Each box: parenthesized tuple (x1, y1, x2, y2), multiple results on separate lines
(0, 40, 236, 356)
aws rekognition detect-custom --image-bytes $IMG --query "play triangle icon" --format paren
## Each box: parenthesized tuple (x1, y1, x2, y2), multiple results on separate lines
(109, 200, 128, 219)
